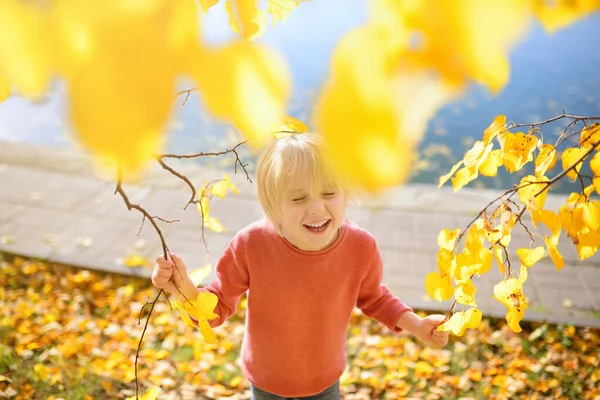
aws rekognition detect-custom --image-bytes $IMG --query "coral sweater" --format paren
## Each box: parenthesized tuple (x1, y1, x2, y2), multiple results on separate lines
(202, 219, 412, 397)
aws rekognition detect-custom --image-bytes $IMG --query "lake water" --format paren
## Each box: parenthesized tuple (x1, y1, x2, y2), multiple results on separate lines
(0, 2, 599, 193)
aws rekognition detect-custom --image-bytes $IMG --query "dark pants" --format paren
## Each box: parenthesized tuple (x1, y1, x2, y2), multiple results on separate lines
(250, 381, 340, 400)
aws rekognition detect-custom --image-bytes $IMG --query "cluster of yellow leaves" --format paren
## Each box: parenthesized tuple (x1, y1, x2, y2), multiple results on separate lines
(197, 174, 238, 233)
(2, 257, 598, 399)
(434, 116, 600, 334)
(1, 1, 598, 188)
(174, 292, 219, 344)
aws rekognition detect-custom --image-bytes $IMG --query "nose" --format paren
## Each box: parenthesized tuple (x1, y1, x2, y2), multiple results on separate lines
(308, 197, 326, 214)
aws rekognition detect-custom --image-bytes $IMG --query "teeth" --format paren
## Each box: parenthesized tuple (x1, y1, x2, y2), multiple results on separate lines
(305, 221, 327, 227)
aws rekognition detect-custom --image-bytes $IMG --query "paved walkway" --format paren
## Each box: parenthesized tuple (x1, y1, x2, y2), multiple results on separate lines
(0, 141, 599, 327)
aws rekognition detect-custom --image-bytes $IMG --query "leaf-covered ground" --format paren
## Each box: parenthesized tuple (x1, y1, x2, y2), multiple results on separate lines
(0, 254, 598, 400)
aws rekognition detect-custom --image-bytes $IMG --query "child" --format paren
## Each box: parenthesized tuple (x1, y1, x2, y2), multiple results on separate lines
(151, 132, 449, 399)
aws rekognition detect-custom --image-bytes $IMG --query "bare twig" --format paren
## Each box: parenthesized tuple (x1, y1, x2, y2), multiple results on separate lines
(174, 87, 199, 106)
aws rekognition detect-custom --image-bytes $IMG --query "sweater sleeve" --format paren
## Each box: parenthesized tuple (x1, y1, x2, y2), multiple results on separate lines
(356, 242, 413, 333)
(200, 235, 249, 328)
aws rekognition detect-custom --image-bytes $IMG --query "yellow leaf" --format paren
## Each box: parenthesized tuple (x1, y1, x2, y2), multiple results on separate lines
(198, 318, 217, 344)
(533, 1, 600, 33)
(268, 0, 300, 25)
(437, 228, 461, 251)
(580, 123, 600, 149)
(544, 236, 565, 270)
(437, 308, 482, 336)
(199, 0, 220, 13)
(451, 166, 478, 192)
(280, 115, 309, 133)
(0, 0, 53, 97)
(438, 161, 463, 188)
(591, 152, 600, 176)
(576, 231, 600, 261)
(478, 149, 503, 177)
(206, 216, 226, 233)
(455, 280, 477, 306)
(582, 201, 600, 231)
(483, 115, 507, 145)
(516, 246, 545, 268)
(195, 40, 290, 144)
(498, 131, 538, 173)
(425, 271, 454, 301)
(437, 248, 455, 275)
(506, 305, 526, 333)
(595, 177, 600, 196)
(210, 174, 239, 199)
(561, 147, 588, 181)
(125, 386, 159, 400)
(197, 195, 211, 220)
(123, 254, 149, 268)
(225, 0, 267, 40)
(189, 264, 213, 286)
(535, 144, 557, 178)
(493, 277, 528, 333)
(517, 175, 549, 211)
(0, 71, 10, 103)
(492, 245, 506, 274)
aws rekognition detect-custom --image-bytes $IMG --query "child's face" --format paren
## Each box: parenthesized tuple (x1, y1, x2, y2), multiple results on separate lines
(279, 177, 346, 252)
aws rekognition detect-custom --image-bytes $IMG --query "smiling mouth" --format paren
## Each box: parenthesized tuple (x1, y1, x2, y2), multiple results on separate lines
(303, 219, 331, 233)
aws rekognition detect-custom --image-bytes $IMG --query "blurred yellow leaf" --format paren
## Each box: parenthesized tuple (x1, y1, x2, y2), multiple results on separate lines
(492, 245, 506, 274)
(268, 0, 300, 25)
(437, 228, 461, 251)
(210, 174, 239, 199)
(123, 254, 149, 268)
(451, 166, 478, 192)
(189, 264, 212, 286)
(195, 40, 290, 144)
(0, 0, 53, 97)
(483, 115, 507, 145)
(436, 248, 455, 275)
(225, 0, 266, 40)
(516, 246, 545, 268)
(533, 0, 600, 33)
(437, 308, 482, 336)
(535, 144, 557, 178)
(478, 149, 503, 177)
(206, 216, 226, 233)
(0, 71, 10, 103)
(498, 132, 538, 173)
(425, 271, 454, 301)
(125, 386, 159, 400)
(561, 147, 588, 181)
(199, 0, 220, 13)
(576, 231, 600, 261)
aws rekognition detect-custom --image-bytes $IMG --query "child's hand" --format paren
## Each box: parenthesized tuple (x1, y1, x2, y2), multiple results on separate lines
(151, 253, 192, 295)
(417, 314, 449, 347)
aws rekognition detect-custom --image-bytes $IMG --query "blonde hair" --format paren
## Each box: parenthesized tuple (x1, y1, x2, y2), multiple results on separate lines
(256, 132, 343, 225)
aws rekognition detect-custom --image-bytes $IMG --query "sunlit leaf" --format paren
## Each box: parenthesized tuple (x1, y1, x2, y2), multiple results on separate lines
(580, 123, 600, 150)
(478, 149, 503, 177)
(535, 144, 557, 178)
(576, 231, 600, 261)
(210, 174, 239, 199)
(225, 0, 267, 40)
(438, 161, 463, 188)
(561, 147, 588, 181)
(516, 246, 545, 268)
(544, 235, 565, 270)
(533, 1, 600, 33)
(280, 115, 309, 133)
(437, 248, 455, 276)
(492, 245, 506, 274)
(591, 152, 600, 176)
(437, 308, 482, 336)
(0, 71, 10, 103)
(517, 175, 549, 211)
(455, 280, 477, 306)
(582, 201, 600, 231)
(425, 271, 454, 301)
(451, 166, 478, 192)
(206, 216, 226, 233)
(483, 115, 507, 145)
(437, 228, 461, 251)
(189, 264, 213, 286)
(493, 276, 528, 333)
(268, 0, 300, 25)
(498, 131, 538, 173)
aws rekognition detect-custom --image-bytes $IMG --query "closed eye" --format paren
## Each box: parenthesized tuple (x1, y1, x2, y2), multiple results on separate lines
(292, 197, 306, 202)
(323, 193, 336, 197)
